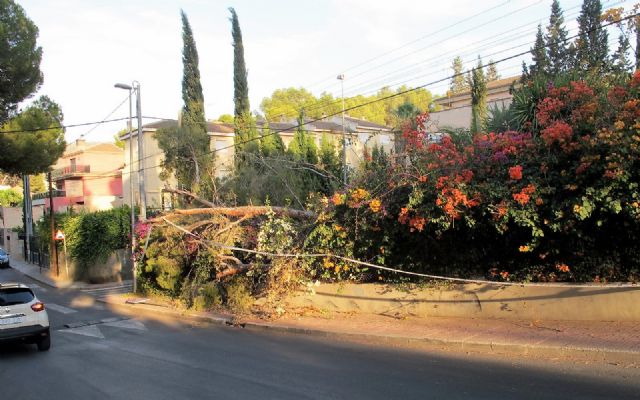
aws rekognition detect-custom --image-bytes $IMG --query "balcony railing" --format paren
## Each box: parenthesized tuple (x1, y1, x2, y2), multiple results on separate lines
(32, 190, 66, 201)
(51, 164, 90, 179)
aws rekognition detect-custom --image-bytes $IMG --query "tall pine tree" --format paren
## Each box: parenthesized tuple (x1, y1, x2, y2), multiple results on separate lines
(470, 57, 487, 134)
(450, 56, 468, 94)
(485, 60, 500, 81)
(530, 24, 549, 77)
(545, 0, 570, 74)
(575, 0, 609, 72)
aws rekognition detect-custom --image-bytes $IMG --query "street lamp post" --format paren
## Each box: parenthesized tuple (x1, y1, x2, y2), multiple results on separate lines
(337, 74, 347, 186)
(133, 82, 147, 221)
(114, 82, 137, 293)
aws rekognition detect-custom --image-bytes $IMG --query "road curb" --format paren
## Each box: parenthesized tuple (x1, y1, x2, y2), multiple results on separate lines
(96, 296, 640, 364)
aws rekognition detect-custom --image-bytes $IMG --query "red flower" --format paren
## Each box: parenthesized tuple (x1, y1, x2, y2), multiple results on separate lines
(508, 165, 523, 180)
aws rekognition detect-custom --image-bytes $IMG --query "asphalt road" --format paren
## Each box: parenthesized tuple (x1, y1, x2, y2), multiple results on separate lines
(1, 266, 639, 400)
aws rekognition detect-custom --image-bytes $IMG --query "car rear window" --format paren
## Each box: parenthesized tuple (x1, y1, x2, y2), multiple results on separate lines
(0, 249, 6, 256)
(0, 288, 35, 306)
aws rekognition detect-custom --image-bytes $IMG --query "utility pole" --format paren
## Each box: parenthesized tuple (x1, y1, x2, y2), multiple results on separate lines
(22, 175, 32, 263)
(135, 82, 147, 221)
(47, 172, 59, 276)
(337, 73, 347, 186)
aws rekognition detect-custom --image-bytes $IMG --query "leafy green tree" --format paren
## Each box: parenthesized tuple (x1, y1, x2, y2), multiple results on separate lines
(217, 114, 234, 124)
(29, 174, 45, 193)
(260, 87, 318, 121)
(156, 10, 210, 190)
(546, 0, 570, 74)
(450, 56, 468, 94)
(0, 188, 22, 206)
(0, 95, 65, 175)
(530, 25, 549, 77)
(318, 134, 341, 193)
(575, 0, 609, 72)
(470, 57, 487, 134)
(485, 60, 499, 82)
(0, 0, 43, 125)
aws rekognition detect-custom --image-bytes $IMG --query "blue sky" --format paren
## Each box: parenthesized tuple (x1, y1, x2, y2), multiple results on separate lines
(16, 0, 634, 141)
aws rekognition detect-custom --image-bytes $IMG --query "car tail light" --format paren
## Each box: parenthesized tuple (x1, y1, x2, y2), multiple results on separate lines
(31, 302, 46, 312)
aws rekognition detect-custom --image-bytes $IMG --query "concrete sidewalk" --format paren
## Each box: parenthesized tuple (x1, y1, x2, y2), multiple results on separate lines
(7, 258, 640, 364)
(98, 293, 640, 365)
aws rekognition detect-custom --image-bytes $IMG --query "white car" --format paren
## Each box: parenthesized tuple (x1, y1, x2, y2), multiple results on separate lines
(0, 283, 51, 351)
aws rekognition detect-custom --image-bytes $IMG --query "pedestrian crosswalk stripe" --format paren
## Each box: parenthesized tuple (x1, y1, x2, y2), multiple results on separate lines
(46, 303, 77, 314)
(59, 325, 105, 339)
(104, 319, 147, 331)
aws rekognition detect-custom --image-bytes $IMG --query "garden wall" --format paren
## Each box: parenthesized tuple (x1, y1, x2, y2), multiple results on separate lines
(286, 282, 640, 321)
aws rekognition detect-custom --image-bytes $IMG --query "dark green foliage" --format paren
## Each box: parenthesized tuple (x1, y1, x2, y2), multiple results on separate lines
(288, 113, 318, 165)
(0, 95, 65, 175)
(530, 25, 549, 77)
(611, 34, 632, 74)
(52, 207, 131, 279)
(486, 103, 516, 133)
(575, 0, 609, 72)
(0, 0, 42, 125)
(229, 7, 250, 118)
(470, 57, 487, 134)
(545, 0, 570, 74)
(155, 125, 212, 190)
(259, 123, 285, 157)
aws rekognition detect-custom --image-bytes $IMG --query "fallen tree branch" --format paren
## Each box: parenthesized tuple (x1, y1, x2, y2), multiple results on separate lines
(216, 265, 251, 280)
(169, 206, 316, 220)
(162, 187, 217, 208)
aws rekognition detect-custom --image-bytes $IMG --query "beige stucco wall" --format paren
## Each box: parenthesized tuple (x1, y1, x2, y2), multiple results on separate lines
(123, 129, 175, 210)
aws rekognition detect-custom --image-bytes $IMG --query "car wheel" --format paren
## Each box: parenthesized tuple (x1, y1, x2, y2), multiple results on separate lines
(37, 334, 51, 351)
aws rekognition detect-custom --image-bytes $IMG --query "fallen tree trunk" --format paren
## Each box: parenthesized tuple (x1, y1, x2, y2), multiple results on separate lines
(169, 206, 316, 220)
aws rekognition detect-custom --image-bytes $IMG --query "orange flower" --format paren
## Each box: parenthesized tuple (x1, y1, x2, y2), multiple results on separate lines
(509, 165, 523, 180)
(518, 245, 530, 252)
(556, 263, 570, 273)
(418, 175, 428, 183)
(369, 198, 382, 213)
(331, 193, 344, 206)
(500, 271, 510, 280)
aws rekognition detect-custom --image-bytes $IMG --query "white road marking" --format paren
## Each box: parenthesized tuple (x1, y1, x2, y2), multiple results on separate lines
(45, 303, 77, 314)
(26, 283, 47, 292)
(59, 325, 105, 339)
(104, 319, 147, 331)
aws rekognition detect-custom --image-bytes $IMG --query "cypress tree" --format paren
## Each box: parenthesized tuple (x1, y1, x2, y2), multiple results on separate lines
(180, 10, 206, 133)
(229, 8, 250, 122)
(155, 10, 210, 190)
(575, 0, 609, 72)
(450, 56, 468, 94)
(530, 25, 549, 77)
(288, 111, 318, 165)
(470, 57, 487, 134)
(545, 0, 570, 74)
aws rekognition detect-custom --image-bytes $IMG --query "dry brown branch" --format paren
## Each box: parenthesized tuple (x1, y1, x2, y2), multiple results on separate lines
(216, 265, 251, 279)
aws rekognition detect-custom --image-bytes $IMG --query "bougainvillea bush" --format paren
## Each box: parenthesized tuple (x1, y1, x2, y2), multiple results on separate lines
(307, 71, 640, 283)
